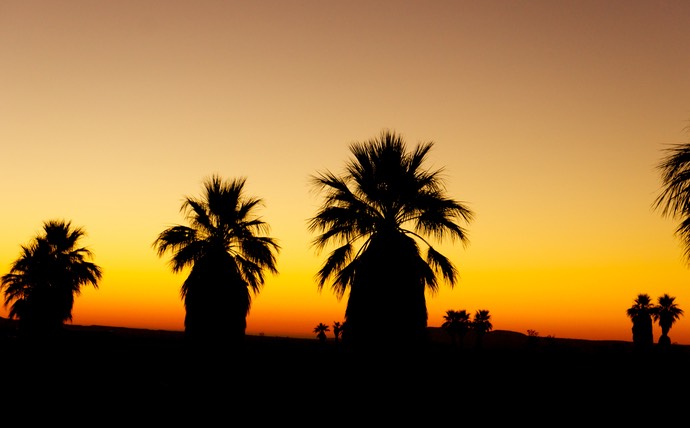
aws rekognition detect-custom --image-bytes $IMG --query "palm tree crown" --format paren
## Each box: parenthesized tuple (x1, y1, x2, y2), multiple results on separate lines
(472, 309, 493, 348)
(442, 309, 471, 348)
(654, 140, 690, 263)
(626, 293, 655, 348)
(332, 321, 343, 343)
(0, 219, 102, 338)
(307, 130, 474, 350)
(153, 174, 280, 343)
(314, 322, 330, 342)
(652, 293, 684, 345)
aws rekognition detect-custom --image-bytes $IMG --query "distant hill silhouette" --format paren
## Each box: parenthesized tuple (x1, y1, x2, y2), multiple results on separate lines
(3, 315, 690, 358)
(0, 315, 673, 352)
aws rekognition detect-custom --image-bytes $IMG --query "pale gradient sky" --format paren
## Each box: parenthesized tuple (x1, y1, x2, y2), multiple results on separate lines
(2, 0, 690, 343)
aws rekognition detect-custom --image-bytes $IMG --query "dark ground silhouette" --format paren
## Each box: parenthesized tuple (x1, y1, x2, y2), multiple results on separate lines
(1, 322, 688, 421)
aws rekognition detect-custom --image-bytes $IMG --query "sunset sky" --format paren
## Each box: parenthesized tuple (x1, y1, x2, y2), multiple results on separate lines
(3, 0, 690, 343)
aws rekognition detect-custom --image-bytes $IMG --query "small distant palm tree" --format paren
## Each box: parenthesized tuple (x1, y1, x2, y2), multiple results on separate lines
(153, 175, 280, 344)
(442, 309, 460, 346)
(472, 309, 493, 349)
(332, 321, 343, 343)
(314, 322, 330, 343)
(626, 293, 655, 349)
(442, 309, 471, 349)
(0, 220, 102, 339)
(652, 293, 684, 347)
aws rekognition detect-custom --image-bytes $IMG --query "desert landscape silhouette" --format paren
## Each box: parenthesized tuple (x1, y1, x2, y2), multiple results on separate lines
(2, 131, 687, 346)
(4, 4, 690, 419)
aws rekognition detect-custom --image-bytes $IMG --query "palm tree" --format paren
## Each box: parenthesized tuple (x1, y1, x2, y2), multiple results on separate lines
(307, 130, 474, 351)
(153, 175, 280, 344)
(652, 293, 684, 347)
(0, 219, 102, 339)
(314, 322, 330, 343)
(332, 321, 343, 343)
(442, 309, 471, 349)
(472, 309, 492, 349)
(626, 293, 655, 350)
(442, 309, 460, 347)
(653, 136, 690, 263)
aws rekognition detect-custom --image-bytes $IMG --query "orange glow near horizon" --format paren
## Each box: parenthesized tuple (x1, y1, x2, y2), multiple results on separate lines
(3, 1, 690, 344)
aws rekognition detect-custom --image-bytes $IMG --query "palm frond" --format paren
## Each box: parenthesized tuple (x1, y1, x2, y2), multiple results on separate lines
(315, 244, 352, 290)
(153, 226, 197, 257)
(426, 246, 458, 286)
(654, 143, 690, 217)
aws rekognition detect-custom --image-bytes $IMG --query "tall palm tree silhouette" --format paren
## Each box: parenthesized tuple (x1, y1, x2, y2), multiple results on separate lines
(652, 293, 684, 347)
(153, 175, 280, 344)
(0, 219, 102, 339)
(472, 309, 492, 349)
(314, 322, 330, 342)
(308, 130, 474, 351)
(442, 309, 471, 349)
(626, 293, 655, 349)
(653, 134, 690, 263)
